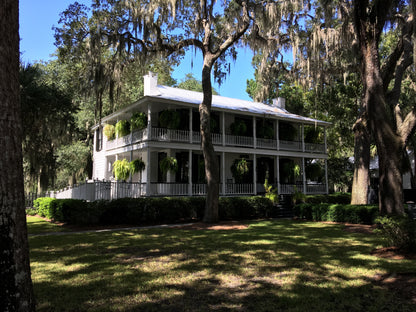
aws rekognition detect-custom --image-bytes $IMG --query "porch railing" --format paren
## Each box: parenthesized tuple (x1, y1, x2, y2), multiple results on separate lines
(45, 180, 327, 203)
(152, 128, 190, 142)
(280, 140, 303, 151)
(257, 138, 277, 149)
(104, 126, 325, 153)
(225, 134, 254, 147)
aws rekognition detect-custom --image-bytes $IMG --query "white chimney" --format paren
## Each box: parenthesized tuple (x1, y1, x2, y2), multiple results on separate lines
(272, 97, 286, 110)
(143, 72, 161, 96)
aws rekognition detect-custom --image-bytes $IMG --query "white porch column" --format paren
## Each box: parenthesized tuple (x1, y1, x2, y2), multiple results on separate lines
(188, 150, 193, 195)
(253, 154, 257, 195)
(146, 148, 151, 195)
(324, 126, 327, 152)
(301, 124, 305, 152)
(253, 116, 257, 149)
(222, 111, 226, 146)
(222, 152, 226, 195)
(276, 156, 280, 194)
(302, 157, 307, 194)
(129, 150, 133, 182)
(189, 108, 193, 144)
(325, 159, 329, 194)
(147, 103, 152, 140)
(276, 120, 280, 150)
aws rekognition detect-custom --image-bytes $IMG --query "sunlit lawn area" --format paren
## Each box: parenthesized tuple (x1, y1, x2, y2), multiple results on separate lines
(27, 215, 66, 234)
(28, 218, 416, 311)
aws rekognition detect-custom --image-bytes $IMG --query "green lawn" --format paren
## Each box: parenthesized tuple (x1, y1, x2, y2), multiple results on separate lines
(27, 215, 66, 234)
(28, 219, 416, 311)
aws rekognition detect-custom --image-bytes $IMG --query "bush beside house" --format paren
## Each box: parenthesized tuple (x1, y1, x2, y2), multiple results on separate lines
(32, 196, 274, 226)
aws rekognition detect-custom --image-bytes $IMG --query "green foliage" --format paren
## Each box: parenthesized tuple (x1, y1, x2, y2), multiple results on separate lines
(264, 179, 278, 204)
(177, 73, 219, 94)
(130, 112, 147, 130)
(112, 159, 131, 181)
(159, 156, 178, 174)
(104, 124, 115, 140)
(304, 193, 351, 204)
(30, 196, 276, 226)
(159, 110, 180, 129)
(33, 197, 57, 219)
(130, 158, 146, 174)
(20, 63, 76, 192)
(305, 162, 323, 181)
(55, 141, 91, 188)
(292, 187, 306, 205)
(294, 203, 379, 224)
(231, 158, 250, 183)
(230, 119, 248, 136)
(375, 216, 416, 252)
(115, 120, 131, 137)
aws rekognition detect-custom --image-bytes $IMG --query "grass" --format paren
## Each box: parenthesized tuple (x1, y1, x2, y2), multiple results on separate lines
(28, 219, 416, 311)
(27, 215, 66, 234)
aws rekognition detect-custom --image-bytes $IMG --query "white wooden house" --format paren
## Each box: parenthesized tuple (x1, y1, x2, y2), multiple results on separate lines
(54, 73, 330, 200)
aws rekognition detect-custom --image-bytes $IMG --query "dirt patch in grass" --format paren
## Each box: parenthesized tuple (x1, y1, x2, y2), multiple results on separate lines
(370, 247, 416, 260)
(372, 273, 416, 305)
(175, 221, 248, 230)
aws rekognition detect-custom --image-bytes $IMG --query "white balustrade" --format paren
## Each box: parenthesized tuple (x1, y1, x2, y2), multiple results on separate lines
(257, 138, 277, 149)
(225, 134, 254, 147)
(305, 143, 325, 153)
(225, 183, 253, 195)
(280, 140, 302, 151)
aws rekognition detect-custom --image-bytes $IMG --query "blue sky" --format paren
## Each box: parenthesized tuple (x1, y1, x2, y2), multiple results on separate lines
(19, 0, 255, 101)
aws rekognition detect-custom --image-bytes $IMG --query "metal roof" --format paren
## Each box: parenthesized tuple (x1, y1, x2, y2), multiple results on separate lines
(152, 85, 329, 126)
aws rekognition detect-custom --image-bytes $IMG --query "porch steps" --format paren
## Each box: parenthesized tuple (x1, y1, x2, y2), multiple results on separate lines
(275, 194, 294, 219)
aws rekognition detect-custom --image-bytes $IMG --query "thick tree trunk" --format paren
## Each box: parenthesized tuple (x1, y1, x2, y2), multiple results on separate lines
(0, 0, 36, 310)
(200, 60, 220, 223)
(361, 43, 404, 215)
(351, 117, 370, 204)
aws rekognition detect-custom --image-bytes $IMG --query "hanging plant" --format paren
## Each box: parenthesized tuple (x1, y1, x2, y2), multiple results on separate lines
(115, 120, 131, 137)
(103, 124, 115, 140)
(230, 119, 248, 136)
(112, 159, 131, 181)
(130, 112, 147, 131)
(130, 158, 146, 174)
(231, 158, 250, 183)
(279, 122, 297, 141)
(257, 119, 274, 139)
(159, 156, 178, 175)
(159, 110, 180, 129)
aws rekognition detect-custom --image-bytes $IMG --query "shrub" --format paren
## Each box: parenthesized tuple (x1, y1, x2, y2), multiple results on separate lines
(33, 197, 57, 219)
(375, 216, 416, 252)
(294, 203, 378, 224)
(304, 193, 351, 204)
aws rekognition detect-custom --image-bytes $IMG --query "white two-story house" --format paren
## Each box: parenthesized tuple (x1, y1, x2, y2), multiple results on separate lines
(89, 72, 329, 199)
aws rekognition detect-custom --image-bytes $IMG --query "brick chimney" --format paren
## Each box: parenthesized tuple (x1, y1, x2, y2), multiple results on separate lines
(272, 97, 286, 110)
(143, 72, 161, 96)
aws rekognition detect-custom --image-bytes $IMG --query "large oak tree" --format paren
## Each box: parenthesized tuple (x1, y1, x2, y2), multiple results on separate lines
(0, 0, 36, 310)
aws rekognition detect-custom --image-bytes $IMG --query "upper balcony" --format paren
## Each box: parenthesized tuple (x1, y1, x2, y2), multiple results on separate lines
(102, 121, 326, 154)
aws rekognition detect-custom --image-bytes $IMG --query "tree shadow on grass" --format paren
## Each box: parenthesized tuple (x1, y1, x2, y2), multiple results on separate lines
(29, 220, 416, 311)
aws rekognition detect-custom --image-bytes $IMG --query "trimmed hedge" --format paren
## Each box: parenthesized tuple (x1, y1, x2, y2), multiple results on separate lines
(303, 193, 351, 204)
(30, 196, 275, 226)
(294, 203, 379, 224)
